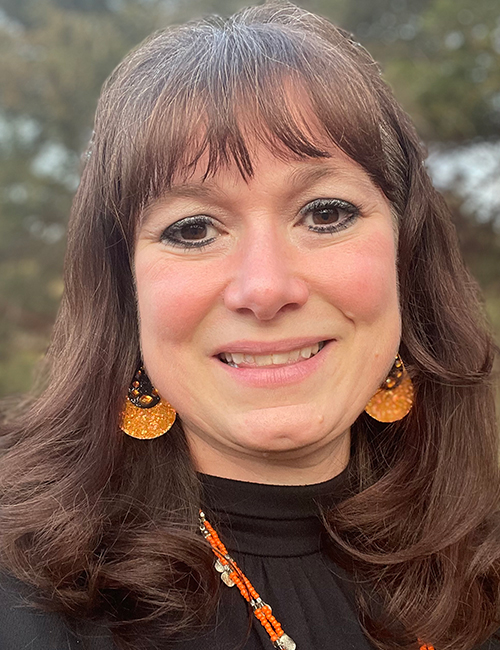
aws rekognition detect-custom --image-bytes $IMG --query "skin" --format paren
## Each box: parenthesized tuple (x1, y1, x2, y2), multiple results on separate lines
(134, 139, 401, 485)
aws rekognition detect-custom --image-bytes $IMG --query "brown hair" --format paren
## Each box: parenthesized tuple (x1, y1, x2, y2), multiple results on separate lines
(1, 3, 499, 649)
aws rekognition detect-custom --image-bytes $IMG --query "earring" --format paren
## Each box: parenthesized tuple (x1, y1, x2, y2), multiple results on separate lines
(364, 354, 414, 423)
(119, 367, 176, 439)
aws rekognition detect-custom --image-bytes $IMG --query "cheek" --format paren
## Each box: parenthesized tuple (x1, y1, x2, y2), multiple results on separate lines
(314, 231, 398, 321)
(135, 256, 220, 344)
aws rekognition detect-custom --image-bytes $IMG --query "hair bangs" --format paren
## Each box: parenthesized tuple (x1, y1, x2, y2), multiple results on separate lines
(99, 13, 404, 225)
(4, 5, 500, 650)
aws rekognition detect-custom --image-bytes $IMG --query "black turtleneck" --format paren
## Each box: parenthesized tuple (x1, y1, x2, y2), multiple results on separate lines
(187, 467, 375, 650)
(1, 469, 499, 650)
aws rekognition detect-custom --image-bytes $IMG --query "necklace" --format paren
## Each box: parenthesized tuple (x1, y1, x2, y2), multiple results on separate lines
(199, 510, 434, 650)
(199, 510, 296, 649)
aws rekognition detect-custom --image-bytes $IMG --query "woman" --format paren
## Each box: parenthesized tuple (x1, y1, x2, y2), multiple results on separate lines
(0, 2, 499, 649)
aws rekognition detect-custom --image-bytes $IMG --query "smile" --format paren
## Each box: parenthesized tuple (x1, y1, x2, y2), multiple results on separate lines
(218, 341, 327, 368)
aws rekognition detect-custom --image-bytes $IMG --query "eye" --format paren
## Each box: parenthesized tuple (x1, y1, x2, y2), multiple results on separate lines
(160, 216, 219, 249)
(300, 198, 360, 233)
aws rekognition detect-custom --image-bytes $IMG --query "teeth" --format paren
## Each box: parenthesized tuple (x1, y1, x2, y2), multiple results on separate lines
(220, 341, 326, 368)
(300, 346, 313, 359)
(271, 353, 289, 364)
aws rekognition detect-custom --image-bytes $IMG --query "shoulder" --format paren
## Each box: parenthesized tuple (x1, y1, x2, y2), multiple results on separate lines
(0, 571, 115, 650)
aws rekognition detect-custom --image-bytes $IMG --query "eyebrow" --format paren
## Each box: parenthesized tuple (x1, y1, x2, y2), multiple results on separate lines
(287, 164, 339, 189)
(164, 164, 357, 197)
(141, 159, 379, 226)
(140, 183, 224, 227)
(287, 163, 378, 195)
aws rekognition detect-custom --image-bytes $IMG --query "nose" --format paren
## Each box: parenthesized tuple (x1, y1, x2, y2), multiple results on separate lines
(223, 225, 309, 321)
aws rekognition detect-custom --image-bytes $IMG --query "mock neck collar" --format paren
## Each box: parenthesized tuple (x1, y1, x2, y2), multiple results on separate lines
(199, 468, 351, 557)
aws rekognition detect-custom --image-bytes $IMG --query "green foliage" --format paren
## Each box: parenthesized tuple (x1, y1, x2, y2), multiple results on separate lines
(0, 0, 499, 397)
(336, 0, 500, 141)
(0, 0, 169, 395)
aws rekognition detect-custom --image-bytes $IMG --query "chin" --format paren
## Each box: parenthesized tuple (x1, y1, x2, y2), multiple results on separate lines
(236, 408, 344, 454)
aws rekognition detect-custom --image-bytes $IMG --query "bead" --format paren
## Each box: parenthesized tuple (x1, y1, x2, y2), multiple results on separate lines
(201, 506, 432, 650)
(201, 511, 294, 649)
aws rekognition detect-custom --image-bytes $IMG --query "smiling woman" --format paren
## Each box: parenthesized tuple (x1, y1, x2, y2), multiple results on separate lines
(135, 145, 400, 481)
(0, 3, 499, 650)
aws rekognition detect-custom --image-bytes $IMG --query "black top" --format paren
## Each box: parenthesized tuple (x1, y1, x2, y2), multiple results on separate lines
(1, 469, 499, 650)
(196, 468, 370, 650)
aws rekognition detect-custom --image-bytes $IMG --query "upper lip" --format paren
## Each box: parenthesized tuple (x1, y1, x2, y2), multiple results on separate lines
(213, 337, 332, 356)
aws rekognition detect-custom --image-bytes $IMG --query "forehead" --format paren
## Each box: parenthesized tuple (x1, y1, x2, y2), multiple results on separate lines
(140, 142, 388, 227)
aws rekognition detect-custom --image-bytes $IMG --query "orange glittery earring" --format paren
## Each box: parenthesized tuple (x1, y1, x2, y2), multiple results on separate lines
(364, 354, 414, 423)
(119, 367, 176, 439)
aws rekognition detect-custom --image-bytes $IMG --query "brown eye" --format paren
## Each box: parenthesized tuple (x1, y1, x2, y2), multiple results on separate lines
(310, 205, 344, 225)
(301, 198, 359, 234)
(179, 223, 208, 240)
(160, 216, 219, 249)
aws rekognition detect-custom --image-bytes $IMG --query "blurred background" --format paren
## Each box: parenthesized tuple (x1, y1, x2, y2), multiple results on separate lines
(0, 0, 498, 398)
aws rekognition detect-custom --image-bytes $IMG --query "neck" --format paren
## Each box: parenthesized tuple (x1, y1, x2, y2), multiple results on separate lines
(188, 428, 350, 485)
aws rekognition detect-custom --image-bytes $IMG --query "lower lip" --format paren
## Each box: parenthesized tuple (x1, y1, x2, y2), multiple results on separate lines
(213, 341, 334, 388)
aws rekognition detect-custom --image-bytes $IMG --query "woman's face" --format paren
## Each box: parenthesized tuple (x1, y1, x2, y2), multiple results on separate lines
(134, 140, 401, 484)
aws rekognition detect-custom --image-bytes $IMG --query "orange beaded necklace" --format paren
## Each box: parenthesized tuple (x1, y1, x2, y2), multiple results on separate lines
(199, 510, 295, 649)
(199, 510, 435, 650)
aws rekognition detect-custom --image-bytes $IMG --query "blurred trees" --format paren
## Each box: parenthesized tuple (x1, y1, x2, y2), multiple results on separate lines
(0, 0, 498, 396)
(336, 0, 500, 337)
(0, 0, 168, 394)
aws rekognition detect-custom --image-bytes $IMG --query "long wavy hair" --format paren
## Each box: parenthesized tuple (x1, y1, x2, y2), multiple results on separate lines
(1, 3, 499, 649)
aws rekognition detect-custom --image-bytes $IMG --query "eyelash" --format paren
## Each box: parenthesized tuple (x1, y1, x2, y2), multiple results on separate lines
(303, 198, 360, 233)
(159, 198, 360, 250)
(160, 216, 217, 249)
